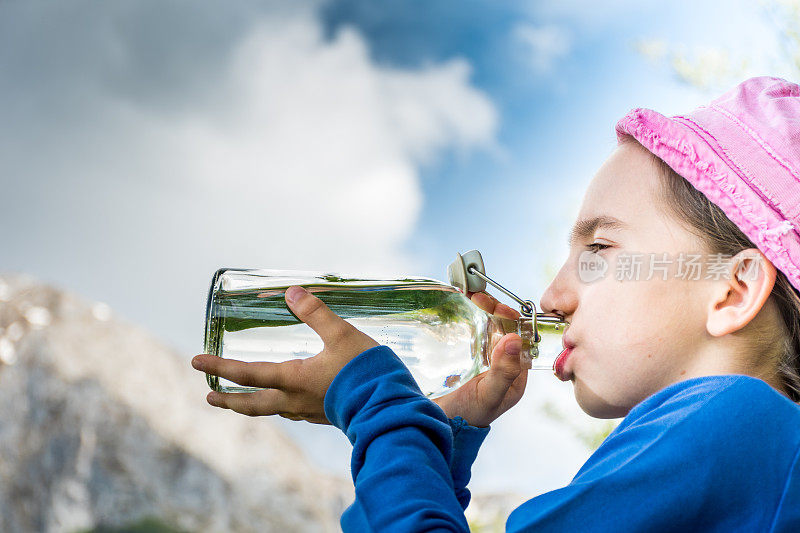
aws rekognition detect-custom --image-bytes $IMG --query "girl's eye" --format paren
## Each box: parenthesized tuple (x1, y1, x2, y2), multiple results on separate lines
(586, 242, 611, 253)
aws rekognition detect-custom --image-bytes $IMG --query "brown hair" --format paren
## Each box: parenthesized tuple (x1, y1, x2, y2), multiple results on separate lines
(620, 135, 800, 402)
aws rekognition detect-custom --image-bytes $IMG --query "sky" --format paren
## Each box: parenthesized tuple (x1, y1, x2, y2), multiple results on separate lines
(0, 0, 793, 498)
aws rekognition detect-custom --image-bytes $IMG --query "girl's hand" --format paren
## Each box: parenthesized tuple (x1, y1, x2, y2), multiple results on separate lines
(191, 286, 378, 425)
(432, 292, 527, 428)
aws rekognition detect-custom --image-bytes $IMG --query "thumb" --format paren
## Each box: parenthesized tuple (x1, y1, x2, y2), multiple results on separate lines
(285, 286, 350, 344)
(485, 333, 524, 391)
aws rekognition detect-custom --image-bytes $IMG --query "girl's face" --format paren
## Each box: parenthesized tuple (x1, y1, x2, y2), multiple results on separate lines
(540, 141, 715, 419)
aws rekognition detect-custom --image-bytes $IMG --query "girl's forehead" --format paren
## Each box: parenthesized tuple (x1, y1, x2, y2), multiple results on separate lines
(580, 143, 662, 221)
(575, 144, 699, 248)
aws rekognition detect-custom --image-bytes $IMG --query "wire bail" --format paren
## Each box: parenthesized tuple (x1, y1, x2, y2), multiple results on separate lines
(466, 267, 534, 316)
(448, 250, 572, 346)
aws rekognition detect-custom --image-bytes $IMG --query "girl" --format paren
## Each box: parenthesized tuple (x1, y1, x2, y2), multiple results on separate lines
(192, 76, 800, 531)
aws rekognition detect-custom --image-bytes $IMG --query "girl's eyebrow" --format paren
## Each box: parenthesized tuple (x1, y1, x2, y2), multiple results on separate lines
(568, 215, 629, 246)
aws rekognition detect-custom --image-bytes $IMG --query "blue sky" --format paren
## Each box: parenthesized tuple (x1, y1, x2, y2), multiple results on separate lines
(0, 0, 793, 496)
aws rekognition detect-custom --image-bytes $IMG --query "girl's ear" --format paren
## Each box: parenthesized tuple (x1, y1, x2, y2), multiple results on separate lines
(706, 249, 777, 337)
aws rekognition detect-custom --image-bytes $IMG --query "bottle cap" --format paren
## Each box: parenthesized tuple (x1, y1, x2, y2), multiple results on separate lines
(448, 250, 487, 293)
(448, 249, 534, 315)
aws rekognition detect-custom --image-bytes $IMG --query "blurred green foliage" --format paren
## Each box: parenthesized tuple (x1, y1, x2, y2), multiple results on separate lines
(77, 517, 187, 533)
(635, 0, 800, 92)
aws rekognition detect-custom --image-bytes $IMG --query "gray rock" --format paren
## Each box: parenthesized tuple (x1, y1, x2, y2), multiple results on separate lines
(0, 274, 352, 533)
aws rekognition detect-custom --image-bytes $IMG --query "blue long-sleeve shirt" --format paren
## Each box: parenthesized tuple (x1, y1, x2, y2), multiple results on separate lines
(324, 345, 800, 532)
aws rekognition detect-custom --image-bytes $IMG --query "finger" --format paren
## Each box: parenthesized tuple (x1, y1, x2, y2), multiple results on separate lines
(207, 388, 289, 417)
(470, 292, 520, 320)
(480, 334, 525, 404)
(469, 291, 497, 313)
(285, 286, 354, 345)
(192, 354, 298, 389)
(280, 412, 331, 425)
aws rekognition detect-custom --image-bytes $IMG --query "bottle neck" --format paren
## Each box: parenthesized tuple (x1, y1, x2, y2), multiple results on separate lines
(517, 316, 535, 368)
(483, 313, 567, 371)
(483, 314, 536, 368)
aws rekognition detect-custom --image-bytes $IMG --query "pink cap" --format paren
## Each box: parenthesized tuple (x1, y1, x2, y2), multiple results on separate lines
(615, 76, 800, 292)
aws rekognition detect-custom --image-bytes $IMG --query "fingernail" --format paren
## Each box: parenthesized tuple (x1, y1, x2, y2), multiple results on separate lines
(192, 356, 204, 370)
(505, 339, 522, 356)
(207, 392, 220, 406)
(285, 285, 306, 304)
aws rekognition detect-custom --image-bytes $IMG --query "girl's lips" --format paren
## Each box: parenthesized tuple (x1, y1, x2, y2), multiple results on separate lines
(553, 346, 573, 381)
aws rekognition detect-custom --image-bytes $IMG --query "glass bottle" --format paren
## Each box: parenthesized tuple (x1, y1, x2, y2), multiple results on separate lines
(204, 252, 568, 398)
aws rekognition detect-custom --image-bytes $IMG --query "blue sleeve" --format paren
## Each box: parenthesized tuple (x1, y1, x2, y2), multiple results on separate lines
(324, 345, 488, 532)
(449, 415, 490, 509)
(342, 415, 489, 530)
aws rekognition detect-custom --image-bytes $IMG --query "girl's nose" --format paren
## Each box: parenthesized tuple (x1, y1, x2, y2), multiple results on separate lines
(539, 262, 578, 320)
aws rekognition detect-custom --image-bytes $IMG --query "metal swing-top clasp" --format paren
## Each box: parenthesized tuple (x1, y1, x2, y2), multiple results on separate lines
(448, 249, 566, 345)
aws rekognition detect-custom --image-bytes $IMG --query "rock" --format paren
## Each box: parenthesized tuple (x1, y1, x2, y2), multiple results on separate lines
(0, 274, 351, 533)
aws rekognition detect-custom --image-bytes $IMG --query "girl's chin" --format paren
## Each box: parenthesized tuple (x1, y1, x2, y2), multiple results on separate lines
(573, 379, 631, 419)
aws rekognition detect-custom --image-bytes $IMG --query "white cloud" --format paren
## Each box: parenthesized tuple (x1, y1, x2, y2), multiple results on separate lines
(0, 2, 498, 352)
(378, 58, 499, 163)
(514, 23, 572, 74)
